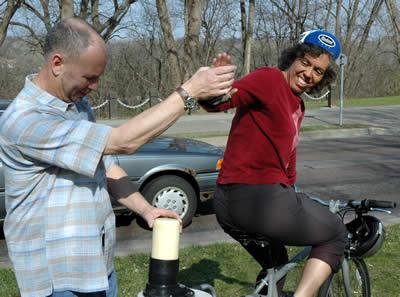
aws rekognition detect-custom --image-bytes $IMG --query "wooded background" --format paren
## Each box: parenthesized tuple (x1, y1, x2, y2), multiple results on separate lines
(1, 0, 399, 118)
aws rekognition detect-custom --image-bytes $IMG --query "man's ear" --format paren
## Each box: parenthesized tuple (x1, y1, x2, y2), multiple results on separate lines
(50, 53, 65, 77)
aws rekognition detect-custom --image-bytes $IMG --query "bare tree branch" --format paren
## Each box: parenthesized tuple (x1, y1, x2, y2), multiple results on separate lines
(0, 0, 23, 46)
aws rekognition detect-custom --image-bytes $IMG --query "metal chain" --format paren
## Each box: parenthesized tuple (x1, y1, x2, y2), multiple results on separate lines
(116, 98, 150, 109)
(303, 90, 330, 101)
(91, 99, 109, 110)
(92, 97, 163, 110)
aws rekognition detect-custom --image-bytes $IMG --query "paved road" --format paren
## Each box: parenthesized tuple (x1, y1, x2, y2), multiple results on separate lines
(99, 105, 400, 133)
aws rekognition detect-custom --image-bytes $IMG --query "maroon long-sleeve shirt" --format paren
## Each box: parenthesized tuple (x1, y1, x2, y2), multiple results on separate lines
(201, 67, 305, 186)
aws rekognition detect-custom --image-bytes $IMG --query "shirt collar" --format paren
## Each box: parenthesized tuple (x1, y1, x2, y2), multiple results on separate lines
(25, 74, 75, 113)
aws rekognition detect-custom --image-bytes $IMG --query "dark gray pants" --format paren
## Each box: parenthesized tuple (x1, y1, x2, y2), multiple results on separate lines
(214, 183, 347, 272)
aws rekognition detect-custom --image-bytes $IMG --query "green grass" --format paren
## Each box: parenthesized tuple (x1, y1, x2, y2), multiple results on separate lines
(304, 95, 400, 109)
(1, 224, 400, 297)
(300, 123, 371, 132)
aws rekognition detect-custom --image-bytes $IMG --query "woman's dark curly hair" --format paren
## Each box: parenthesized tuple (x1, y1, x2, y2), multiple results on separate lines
(278, 43, 337, 94)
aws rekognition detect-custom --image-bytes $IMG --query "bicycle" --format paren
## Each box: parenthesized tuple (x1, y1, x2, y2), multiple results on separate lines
(233, 196, 396, 297)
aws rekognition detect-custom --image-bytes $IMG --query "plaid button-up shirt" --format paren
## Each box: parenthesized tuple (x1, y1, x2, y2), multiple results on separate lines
(0, 75, 116, 296)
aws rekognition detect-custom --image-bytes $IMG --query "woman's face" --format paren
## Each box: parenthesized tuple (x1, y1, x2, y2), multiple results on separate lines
(283, 53, 330, 96)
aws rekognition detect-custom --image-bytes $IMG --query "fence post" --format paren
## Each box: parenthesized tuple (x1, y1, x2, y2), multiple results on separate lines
(327, 84, 337, 108)
(150, 97, 160, 107)
(109, 98, 118, 119)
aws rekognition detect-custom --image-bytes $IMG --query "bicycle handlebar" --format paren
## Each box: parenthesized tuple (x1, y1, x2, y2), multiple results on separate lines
(309, 196, 397, 212)
(348, 199, 397, 210)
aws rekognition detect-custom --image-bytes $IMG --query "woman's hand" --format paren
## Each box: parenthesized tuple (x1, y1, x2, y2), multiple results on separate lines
(212, 52, 233, 68)
(211, 53, 238, 100)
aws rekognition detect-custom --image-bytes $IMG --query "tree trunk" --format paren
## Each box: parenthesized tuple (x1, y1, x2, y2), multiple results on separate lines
(348, 0, 384, 73)
(240, 0, 246, 57)
(61, 0, 74, 19)
(343, 0, 360, 55)
(385, 0, 400, 63)
(335, 0, 343, 39)
(183, 0, 202, 81)
(323, 0, 333, 30)
(345, 0, 384, 95)
(156, 0, 182, 89)
(244, 0, 255, 75)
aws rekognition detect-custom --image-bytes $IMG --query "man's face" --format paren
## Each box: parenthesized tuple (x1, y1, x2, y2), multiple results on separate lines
(60, 44, 107, 102)
(283, 53, 330, 96)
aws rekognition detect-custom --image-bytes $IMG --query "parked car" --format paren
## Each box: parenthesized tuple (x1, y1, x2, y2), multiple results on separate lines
(0, 100, 12, 113)
(0, 135, 223, 227)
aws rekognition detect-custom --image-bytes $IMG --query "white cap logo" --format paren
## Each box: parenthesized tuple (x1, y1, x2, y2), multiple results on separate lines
(319, 34, 335, 48)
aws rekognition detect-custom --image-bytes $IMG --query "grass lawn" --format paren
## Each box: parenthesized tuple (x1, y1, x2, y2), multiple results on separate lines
(304, 95, 400, 109)
(1, 224, 400, 297)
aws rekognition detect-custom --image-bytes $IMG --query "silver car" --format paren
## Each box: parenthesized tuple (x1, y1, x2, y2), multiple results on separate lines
(0, 135, 223, 227)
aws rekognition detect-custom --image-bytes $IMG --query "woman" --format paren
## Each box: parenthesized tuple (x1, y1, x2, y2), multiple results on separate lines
(201, 30, 348, 297)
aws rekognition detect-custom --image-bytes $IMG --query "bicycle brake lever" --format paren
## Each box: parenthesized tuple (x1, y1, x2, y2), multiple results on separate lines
(329, 200, 340, 213)
(370, 207, 392, 214)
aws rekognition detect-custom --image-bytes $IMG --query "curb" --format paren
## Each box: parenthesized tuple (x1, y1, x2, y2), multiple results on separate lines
(193, 127, 400, 147)
(300, 127, 400, 140)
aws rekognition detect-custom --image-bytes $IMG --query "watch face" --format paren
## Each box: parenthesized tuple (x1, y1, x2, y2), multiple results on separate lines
(186, 96, 196, 109)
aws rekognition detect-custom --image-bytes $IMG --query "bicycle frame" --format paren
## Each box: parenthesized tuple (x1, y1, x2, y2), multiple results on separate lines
(340, 258, 352, 297)
(249, 246, 312, 297)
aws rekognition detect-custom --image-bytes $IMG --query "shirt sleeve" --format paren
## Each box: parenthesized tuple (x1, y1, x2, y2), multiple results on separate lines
(103, 155, 116, 171)
(6, 110, 112, 178)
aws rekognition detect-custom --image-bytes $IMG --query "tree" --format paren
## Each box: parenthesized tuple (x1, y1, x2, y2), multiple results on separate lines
(156, 0, 182, 88)
(240, 0, 255, 75)
(4, 0, 139, 53)
(1, 0, 399, 106)
(0, 0, 23, 47)
(61, 0, 74, 19)
(200, 0, 238, 66)
(182, 0, 202, 80)
(385, 0, 400, 63)
(269, 0, 306, 42)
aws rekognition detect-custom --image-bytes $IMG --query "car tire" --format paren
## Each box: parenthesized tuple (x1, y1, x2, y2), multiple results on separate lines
(141, 175, 198, 228)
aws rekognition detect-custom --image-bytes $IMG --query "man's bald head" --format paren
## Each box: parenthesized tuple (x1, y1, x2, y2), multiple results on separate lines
(44, 18, 106, 63)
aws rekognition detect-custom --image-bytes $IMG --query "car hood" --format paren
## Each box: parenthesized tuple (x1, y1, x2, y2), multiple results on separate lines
(137, 136, 223, 154)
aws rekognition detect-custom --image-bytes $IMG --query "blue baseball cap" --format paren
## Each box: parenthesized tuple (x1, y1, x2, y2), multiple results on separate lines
(298, 30, 341, 60)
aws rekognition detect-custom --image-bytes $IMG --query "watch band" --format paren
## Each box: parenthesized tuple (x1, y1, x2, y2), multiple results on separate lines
(176, 86, 196, 111)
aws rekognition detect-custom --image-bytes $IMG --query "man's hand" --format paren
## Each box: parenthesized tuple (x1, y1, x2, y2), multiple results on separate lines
(204, 52, 238, 104)
(107, 165, 182, 231)
(141, 205, 183, 232)
(181, 53, 237, 101)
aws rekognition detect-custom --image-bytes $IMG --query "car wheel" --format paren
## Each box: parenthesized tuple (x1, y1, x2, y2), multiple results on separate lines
(141, 175, 198, 227)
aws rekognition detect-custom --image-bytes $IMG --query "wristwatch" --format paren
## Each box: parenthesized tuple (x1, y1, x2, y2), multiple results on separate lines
(176, 86, 196, 111)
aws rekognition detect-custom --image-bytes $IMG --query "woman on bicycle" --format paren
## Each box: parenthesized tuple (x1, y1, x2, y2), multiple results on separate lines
(201, 30, 348, 297)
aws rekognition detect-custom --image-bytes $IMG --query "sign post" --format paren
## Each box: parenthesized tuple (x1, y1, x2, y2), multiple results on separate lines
(336, 53, 347, 126)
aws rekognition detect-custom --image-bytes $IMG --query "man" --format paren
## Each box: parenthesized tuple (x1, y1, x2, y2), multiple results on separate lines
(0, 18, 236, 297)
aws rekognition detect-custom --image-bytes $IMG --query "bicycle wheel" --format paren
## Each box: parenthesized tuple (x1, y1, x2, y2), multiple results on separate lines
(317, 258, 370, 297)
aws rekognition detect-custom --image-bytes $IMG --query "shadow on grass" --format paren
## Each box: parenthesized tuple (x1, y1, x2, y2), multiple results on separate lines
(179, 258, 252, 288)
